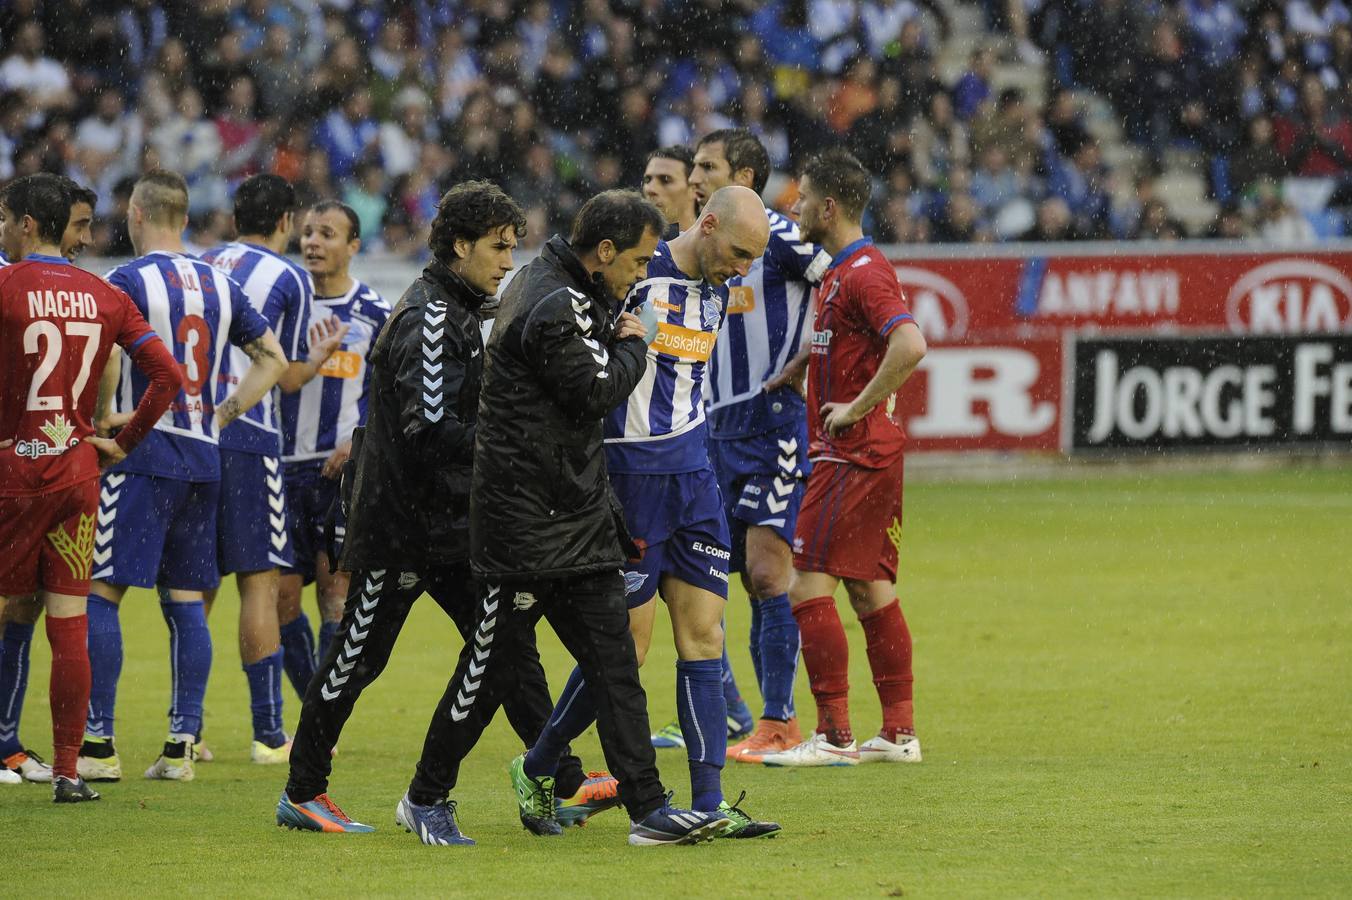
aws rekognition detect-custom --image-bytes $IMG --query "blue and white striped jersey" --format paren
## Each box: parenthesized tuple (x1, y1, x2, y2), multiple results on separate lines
(201, 242, 314, 455)
(604, 241, 724, 474)
(0, 249, 9, 266)
(106, 251, 270, 482)
(707, 209, 831, 438)
(278, 279, 391, 462)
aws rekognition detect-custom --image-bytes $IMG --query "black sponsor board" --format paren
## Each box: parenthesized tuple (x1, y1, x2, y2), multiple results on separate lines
(1069, 334, 1352, 451)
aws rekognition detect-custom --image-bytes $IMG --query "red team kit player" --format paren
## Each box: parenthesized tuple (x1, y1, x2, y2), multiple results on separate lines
(0, 173, 181, 802)
(761, 149, 929, 768)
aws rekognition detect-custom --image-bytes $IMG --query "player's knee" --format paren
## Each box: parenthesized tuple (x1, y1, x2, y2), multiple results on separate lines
(674, 618, 724, 660)
(745, 557, 789, 600)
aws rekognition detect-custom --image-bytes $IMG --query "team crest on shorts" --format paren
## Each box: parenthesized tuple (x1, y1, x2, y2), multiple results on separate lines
(622, 571, 649, 596)
(46, 513, 95, 581)
(513, 591, 537, 610)
(398, 571, 419, 590)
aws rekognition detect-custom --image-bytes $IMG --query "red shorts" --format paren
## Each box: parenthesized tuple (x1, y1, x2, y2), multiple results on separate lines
(0, 479, 99, 597)
(792, 456, 904, 582)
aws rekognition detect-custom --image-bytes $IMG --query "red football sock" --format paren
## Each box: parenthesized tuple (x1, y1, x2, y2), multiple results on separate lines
(46, 614, 91, 781)
(860, 599, 914, 738)
(792, 596, 852, 746)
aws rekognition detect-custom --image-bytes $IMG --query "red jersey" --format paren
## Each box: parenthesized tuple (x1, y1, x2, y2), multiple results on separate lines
(0, 255, 163, 497)
(806, 238, 915, 469)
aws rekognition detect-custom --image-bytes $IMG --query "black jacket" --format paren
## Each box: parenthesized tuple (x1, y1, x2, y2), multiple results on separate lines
(340, 259, 487, 571)
(470, 236, 647, 580)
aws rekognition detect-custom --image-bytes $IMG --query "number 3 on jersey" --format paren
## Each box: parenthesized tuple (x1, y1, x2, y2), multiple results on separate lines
(23, 320, 103, 411)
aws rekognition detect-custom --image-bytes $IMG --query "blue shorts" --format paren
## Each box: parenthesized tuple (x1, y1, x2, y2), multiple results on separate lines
(282, 461, 344, 584)
(611, 468, 730, 609)
(709, 421, 809, 573)
(92, 471, 221, 591)
(218, 449, 293, 575)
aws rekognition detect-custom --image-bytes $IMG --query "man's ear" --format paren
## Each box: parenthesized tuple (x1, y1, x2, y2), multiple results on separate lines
(733, 167, 756, 190)
(597, 238, 615, 264)
(453, 236, 472, 260)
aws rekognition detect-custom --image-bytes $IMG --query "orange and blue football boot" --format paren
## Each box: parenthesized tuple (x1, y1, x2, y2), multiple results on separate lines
(555, 771, 622, 827)
(276, 791, 375, 833)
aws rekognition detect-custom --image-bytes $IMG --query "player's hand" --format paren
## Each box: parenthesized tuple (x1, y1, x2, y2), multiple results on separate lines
(614, 311, 647, 342)
(85, 435, 128, 470)
(0, 439, 11, 450)
(764, 351, 809, 396)
(307, 316, 349, 366)
(97, 411, 133, 436)
(322, 440, 352, 480)
(821, 401, 863, 437)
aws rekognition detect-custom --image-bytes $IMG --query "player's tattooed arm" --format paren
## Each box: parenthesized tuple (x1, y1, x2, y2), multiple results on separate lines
(216, 330, 287, 430)
(278, 315, 349, 393)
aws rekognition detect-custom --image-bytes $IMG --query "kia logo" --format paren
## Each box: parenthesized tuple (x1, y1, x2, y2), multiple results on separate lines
(1226, 260, 1352, 333)
(893, 266, 969, 342)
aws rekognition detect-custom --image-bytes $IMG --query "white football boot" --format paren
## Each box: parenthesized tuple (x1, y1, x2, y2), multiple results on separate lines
(859, 733, 922, 763)
(761, 732, 860, 767)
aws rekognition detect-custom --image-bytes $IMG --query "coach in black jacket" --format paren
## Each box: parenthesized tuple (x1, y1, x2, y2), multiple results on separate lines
(279, 182, 583, 830)
(401, 191, 724, 845)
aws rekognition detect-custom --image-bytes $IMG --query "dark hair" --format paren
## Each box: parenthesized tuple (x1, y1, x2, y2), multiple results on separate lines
(696, 128, 770, 194)
(57, 176, 98, 210)
(646, 144, 694, 178)
(0, 173, 72, 243)
(232, 173, 296, 237)
(308, 200, 361, 241)
(570, 189, 665, 254)
(801, 148, 873, 221)
(428, 180, 526, 263)
(131, 169, 188, 224)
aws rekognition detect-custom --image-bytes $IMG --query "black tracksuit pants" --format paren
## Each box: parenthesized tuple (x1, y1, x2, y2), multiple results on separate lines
(407, 569, 667, 821)
(286, 563, 585, 802)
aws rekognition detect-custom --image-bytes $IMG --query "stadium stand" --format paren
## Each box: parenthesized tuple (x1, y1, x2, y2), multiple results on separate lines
(1, 0, 1350, 257)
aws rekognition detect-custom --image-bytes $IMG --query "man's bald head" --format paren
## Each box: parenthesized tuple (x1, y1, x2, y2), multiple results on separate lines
(692, 185, 769, 286)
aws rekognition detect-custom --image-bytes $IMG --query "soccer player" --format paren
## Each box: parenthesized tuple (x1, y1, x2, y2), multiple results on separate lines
(0, 173, 181, 801)
(642, 146, 699, 236)
(275, 202, 391, 699)
(77, 170, 287, 783)
(277, 182, 589, 836)
(201, 174, 346, 763)
(384, 190, 728, 847)
(0, 177, 101, 785)
(516, 186, 780, 839)
(690, 128, 836, 762)
(759, 149, 928, 768)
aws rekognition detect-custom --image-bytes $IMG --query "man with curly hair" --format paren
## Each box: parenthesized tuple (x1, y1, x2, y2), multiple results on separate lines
(275, 181, 586, 836)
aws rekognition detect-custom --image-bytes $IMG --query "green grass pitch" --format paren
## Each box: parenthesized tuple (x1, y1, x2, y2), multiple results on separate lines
(5, 466, 1351, 897)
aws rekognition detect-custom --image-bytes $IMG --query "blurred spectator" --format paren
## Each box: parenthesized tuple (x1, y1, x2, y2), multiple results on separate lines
(314, 87, 381, 182)
(931, 191, 989, 242)
(1229, 116, 1287, 197)
(911, 90, 970, 188)
(379, 87, 435, 179)
(74, 88, 144, 202)
(1021, 196, 1076, 241)
(0, 22, 74, 116)
(1254, 178, 1317, 242)
(1048, 137, 1111, 238)
(1274, 74, 1352, 175)
(1206, 202, 1253, 239)
(1183, 0, 1247, 71)
(829, 56, 880, 133)
(343, 160, 388, 249)
(214, 74, 266, 182)
(117, 0, 169, 72)
(952, 46, 995, 121)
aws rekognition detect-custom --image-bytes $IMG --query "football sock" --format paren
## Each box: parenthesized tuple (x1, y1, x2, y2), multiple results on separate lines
(676, 658, 725, 811)
(243, 649, 286, 747)
(280, 612, 317, 699)
(85, 595, 122, 740)
(792, 595, 852, 746)
(757, 592, 800, 721)
(46, 615, 91, 781)
(860, 599, 915, 737)
(0, 621, 35, 757)
(748, 595, 765, 691)
(161, 599, 212, 740)
(524, 665, 594, 779)
(318, 619, 342, 662)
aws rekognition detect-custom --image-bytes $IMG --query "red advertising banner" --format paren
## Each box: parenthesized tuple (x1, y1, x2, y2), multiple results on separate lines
(886, 249, 1352, 345)
(895, 337, 1063, 452)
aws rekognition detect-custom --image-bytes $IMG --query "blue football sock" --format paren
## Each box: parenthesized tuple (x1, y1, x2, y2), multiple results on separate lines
(85, 595, 122, 740)
(748, 598, 765, 696)
(758, 593, 799, 721)
(524, 665, 595, 779)
(161, 599, 212, 739)
(243, 649, 286, 746)
(0, 621, 35, 756)
(676, 658, 725, 811)
(318, 619, 341, 663)
(280, 613, 317, 699)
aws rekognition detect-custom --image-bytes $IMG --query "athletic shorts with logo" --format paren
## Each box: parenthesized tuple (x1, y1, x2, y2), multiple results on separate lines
(0, 480, 99, 596)
(793, 456, 905, 583)
(218, 448, 293, 574)
(282, 460, 345, 584)
(91, 471, 221, 591)
(610, 468, 730, 609)
(709, 418, 809, 572)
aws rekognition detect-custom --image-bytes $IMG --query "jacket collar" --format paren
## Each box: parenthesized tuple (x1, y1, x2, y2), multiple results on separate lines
(541, 235, 619, 313)
(422, 257, 488, 311)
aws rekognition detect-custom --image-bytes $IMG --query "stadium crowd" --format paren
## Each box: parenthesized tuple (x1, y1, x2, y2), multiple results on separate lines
(2, 0, 1352, 254)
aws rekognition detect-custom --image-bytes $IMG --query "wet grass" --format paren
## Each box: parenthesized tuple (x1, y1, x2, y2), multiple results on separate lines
(7, 465, 1350, 897)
